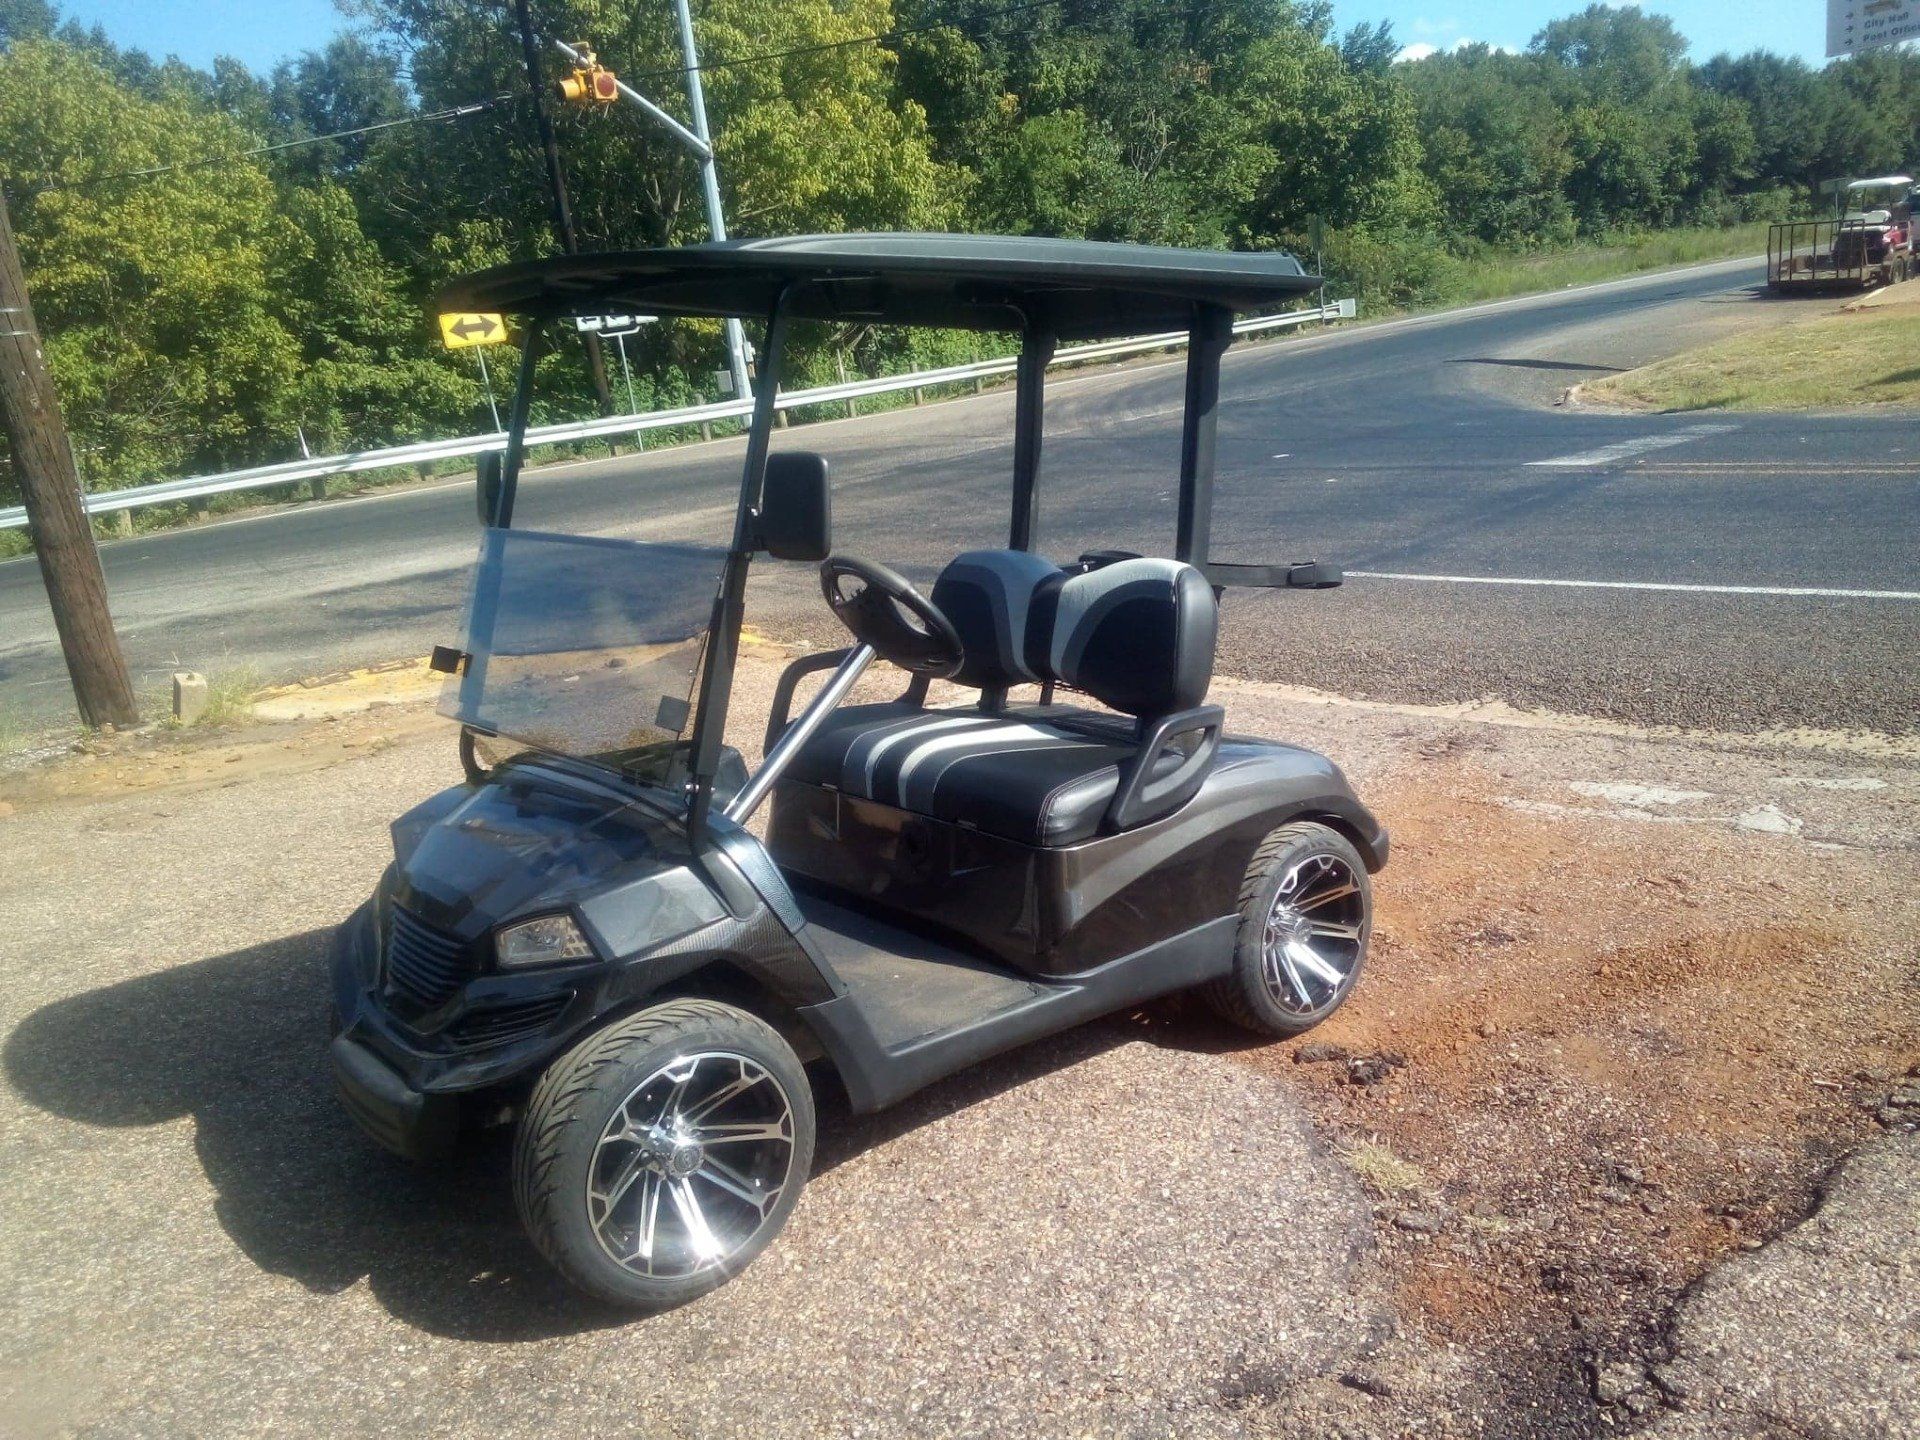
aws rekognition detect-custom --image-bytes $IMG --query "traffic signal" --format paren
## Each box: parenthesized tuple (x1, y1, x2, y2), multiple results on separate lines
(557, 45, 618, 104)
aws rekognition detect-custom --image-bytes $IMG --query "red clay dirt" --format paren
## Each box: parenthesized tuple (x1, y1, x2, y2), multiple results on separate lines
(1199, 755, 1920, 1430)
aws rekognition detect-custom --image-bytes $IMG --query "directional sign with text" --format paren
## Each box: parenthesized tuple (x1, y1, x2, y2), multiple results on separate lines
(574, 313, 656, 337)
(438, 312, 508, 349)
(1828, 0, 1920, 56)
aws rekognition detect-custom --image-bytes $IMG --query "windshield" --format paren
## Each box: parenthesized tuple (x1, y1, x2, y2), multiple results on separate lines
(439, 528, 726, 790)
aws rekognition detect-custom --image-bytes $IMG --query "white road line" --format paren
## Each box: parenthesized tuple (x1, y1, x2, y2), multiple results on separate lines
(1345, 570, 1920, 601)
(1527, 423, 1738, 468)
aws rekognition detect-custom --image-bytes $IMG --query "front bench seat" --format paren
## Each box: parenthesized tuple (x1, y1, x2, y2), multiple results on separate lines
(784, 554, 1223, 846)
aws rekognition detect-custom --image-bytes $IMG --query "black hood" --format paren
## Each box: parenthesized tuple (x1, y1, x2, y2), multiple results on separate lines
(390, 760, 693, 940)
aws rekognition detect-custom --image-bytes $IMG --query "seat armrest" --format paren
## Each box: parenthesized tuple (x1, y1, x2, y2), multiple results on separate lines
(765, 647, 858, 753)
(1104, 704, 1224, 832)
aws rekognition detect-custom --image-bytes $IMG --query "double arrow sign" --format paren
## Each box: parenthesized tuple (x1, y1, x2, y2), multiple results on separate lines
(438, 312, 507, 350)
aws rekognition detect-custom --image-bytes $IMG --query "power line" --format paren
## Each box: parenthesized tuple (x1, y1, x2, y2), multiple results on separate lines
(35, 95, 519, 193)
(619, 0, 1082, 84)
(33, 0, 1098, 194)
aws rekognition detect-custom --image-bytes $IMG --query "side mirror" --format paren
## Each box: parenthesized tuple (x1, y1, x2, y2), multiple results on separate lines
(756, 452, 831, 561)
(476, 451, 504, 527)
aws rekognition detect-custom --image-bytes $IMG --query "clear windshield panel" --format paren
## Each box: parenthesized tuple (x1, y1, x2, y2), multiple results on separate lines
(439, 528, 726, 785)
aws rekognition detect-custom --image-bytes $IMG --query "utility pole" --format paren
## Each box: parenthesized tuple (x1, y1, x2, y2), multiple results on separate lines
(671, 0, 754, 402)
(550, 17, 752, 402)
(513, 0, 615, 418)
(0, 187, 138, 728)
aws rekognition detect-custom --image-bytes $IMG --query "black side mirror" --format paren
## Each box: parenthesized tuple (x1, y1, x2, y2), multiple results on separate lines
(756, 452, 831, 561)
(476, 451, 505, 527)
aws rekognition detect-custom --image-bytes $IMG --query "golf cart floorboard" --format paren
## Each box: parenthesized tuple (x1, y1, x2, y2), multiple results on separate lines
(796, 894, 1044, 1049)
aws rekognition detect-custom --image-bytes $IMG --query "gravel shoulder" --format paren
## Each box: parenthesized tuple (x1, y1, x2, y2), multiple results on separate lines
(2, 653, 1916, 1437)
(1640, 1133, 1920, 1439)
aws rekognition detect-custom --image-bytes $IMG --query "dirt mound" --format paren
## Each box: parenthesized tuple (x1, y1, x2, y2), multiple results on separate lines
(1205, 757, 1920, 1430)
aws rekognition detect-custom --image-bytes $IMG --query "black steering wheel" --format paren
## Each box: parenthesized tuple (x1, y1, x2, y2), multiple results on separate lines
(819, 555, 964, 678)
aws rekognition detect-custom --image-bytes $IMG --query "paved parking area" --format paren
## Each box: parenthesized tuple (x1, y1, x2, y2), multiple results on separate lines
(2, 658, 1915, 1437)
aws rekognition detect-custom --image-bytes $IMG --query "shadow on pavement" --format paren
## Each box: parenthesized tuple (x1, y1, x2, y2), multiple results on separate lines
(1451, 356, 1625, 373)
(3, 927, 1182, 1340)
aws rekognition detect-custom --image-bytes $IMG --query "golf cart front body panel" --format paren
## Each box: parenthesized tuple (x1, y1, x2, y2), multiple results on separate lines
(765, 734, 1384, 976)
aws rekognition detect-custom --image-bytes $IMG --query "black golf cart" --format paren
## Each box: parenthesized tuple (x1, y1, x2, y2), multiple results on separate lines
(330, 234, 1388, 1309)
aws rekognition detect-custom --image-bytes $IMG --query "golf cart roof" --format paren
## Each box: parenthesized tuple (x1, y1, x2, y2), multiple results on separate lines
(441, 233, 1323, 340)
(1848, 175, 1913, 191)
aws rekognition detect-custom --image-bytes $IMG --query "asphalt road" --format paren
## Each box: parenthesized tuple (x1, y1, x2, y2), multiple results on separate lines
(4, 254, 1916, 735)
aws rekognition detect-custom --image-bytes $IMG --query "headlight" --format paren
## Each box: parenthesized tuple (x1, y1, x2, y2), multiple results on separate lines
(495, 914, 595, 969)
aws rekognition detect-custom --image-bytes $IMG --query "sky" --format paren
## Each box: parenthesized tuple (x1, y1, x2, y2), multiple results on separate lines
(54, 0, 1833, 77)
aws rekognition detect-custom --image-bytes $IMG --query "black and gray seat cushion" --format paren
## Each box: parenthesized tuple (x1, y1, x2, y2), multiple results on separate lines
(782, 702, 1192, 846)
(787, 553, 1222, 846)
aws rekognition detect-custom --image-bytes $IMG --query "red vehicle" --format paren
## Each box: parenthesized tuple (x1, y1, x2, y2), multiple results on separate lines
(1768, 175, 1915, 291)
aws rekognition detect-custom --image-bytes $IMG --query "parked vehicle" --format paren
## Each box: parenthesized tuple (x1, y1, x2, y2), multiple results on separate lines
(329, 234, 1388, 1309)
(1768, 175, 1915, 291)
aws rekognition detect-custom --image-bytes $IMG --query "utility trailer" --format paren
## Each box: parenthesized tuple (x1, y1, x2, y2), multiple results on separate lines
(1768, 175, 1915, 291)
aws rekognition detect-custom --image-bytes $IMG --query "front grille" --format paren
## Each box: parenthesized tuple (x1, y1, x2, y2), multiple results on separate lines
(448, 993, 573, 1048)
(385, 907, 476, 1008)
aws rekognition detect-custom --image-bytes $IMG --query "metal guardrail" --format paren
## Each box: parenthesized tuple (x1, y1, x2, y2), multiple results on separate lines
(0, 300, 1354, 531)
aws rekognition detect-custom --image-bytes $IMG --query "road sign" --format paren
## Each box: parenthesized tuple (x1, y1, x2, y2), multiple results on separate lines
(574, 313, 656, 337)
(438, 312, 508, 349)
(1828, 0, 1920, 56)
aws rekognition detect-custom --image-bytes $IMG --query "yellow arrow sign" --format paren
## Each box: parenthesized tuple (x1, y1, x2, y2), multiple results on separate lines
(438, 312, 507, 349)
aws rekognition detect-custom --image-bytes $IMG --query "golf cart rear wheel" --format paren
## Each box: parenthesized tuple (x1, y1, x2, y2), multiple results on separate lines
(1201, 822, 1371, 1038)
(512, 999, 815, 1310)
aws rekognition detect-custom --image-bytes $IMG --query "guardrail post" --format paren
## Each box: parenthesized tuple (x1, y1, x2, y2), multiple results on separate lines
(836, 350, 857, 418)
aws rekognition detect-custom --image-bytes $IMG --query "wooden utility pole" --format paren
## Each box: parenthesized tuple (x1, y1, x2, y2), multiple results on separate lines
(0, 187, 137, 728)
(513, 0, 615, 418)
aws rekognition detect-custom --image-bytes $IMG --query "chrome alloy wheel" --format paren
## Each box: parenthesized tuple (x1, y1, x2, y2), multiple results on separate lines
(1260, 852, 1366, 1015)
(586, 1051, 798, 1280)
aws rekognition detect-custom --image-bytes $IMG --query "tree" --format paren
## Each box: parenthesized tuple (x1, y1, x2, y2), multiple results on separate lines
(0, 33, 476, 490)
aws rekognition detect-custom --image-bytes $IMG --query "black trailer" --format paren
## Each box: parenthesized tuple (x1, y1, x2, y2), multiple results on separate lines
(1768, 175, 1916, 291)
(329, 233, 1387, 1309)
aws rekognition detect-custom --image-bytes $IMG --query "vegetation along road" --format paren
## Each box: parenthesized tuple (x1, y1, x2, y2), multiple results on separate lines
(2, 256, 1915, 741)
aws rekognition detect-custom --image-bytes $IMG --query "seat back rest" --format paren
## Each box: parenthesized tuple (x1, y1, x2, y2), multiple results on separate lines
(1043, 557, 1218, 719)
(928, 549, 1065, 691)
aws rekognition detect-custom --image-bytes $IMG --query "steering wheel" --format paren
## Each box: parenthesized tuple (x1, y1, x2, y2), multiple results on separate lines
(819, 555, 964, 678)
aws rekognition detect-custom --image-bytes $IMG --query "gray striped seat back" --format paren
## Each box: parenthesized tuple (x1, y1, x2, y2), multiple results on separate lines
(1040, 558, 1217, 718)
(929, 549, 1064, 690)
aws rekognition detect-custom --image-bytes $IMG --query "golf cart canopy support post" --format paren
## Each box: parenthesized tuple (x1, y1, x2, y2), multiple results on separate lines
(1176, 305, 1233, 566)
(687, 288, 792, 835)
(493, 324, 544, 528)
(1010, 324, 1054, 551)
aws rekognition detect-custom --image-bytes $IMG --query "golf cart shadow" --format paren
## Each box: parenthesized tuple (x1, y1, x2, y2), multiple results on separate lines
(2, 926, 1142, 1338)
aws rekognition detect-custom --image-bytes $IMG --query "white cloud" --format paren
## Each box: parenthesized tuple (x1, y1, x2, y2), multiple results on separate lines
(1392, 36, 1516, 63)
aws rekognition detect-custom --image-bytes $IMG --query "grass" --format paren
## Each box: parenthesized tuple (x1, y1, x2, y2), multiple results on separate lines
(1340, 1138, 1430, 1196)
(1585, 304, 1920, 411)
(185, 666, 264, 727)
(1432, 223, 1770, 310)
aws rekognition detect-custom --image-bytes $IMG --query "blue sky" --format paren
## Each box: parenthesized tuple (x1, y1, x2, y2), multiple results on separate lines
(56, 0, 1831, 76)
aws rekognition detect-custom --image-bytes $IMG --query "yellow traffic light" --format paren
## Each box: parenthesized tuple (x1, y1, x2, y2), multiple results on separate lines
(556, 44, 618, 104)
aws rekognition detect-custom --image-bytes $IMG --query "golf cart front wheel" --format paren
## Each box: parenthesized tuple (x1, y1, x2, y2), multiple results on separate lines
(1201, 821, 1371, 1038)
(513, 999, 815, 1310)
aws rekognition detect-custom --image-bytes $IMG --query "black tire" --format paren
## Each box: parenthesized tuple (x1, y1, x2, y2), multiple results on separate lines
(513, 999, 815, 1310)
(1200, 821, 1371, 1038)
